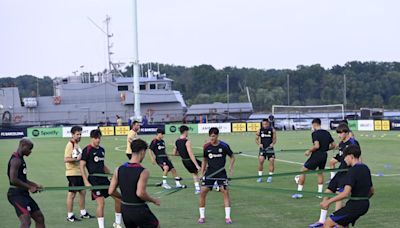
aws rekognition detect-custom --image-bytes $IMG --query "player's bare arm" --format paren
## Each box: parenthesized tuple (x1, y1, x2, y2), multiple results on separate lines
(229, 155, 235, 176)
(320, 185, 351, 209)
(9, 158, 35, 191)
(79, 160, 91, 186)
(270, 129, 277, 147)
(305, 141, 320, 156)
(255, 130, 262, 148)
(108, 168, 119, 196)
(137, 169, 160, 206)
(186, 141, 200, 169)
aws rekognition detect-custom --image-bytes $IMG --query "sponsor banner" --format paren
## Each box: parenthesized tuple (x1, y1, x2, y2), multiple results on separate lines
(62, 126, 98, 138)
(0, 128, 27, 139)
(390, 120, 400, 130)
(165, 124, 198, 134)
(347, 120, 358, 131)
(99, 126, 115, 136)
(139, 124, 165, 135)
(232, 123, 247, 132)
(28, 127, 62, 138)
(198, 123, 231, 134)
(357, 120, 374, 131)
(115, 126, 130, 136)
(382, 120, 390, 131)
(247, 122, 261, 132)
(374, 120, 382, 131)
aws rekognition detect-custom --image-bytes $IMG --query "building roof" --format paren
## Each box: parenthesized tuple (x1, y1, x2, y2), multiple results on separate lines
(186, 102, 253, 115)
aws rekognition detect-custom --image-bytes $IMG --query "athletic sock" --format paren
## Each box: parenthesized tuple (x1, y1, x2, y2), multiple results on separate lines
(199, 207, 205, 218)
(318, 184, 324, 193)
(225, 207, 231, 219)
(258, 171, 263, 176)
(80, 209, 87, 216)
(330, 172, 336, 179)
(268, 172, 273, 176)
(67, 212, 74, 218)
(175, 177, 182, 186)
(297, 185, 304, 192)
(162, 176, 167, 184)
(195, 182, 200, 190)
(319, 209, 328, 223)
(115, 213, 122, 225)
(97, 217, 105, 228)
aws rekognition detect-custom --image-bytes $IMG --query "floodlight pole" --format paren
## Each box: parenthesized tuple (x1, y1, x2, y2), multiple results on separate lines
(132, 0, 141, 121)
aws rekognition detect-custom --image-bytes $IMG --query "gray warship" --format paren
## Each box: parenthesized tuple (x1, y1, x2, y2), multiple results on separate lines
(0, 69, 187, 126)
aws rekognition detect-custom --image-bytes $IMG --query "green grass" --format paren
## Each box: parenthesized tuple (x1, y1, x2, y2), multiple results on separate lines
(1, 131, 399, 227)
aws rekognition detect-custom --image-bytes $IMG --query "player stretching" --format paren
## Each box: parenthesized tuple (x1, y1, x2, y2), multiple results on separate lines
(174, 125, 202, 194)
(80, 129, 122, 228)
(126, 120, 140, 159)
(7, 138, 45, 228)
(109, 139, 160, 228)
(292, 118, 336, 199)
(64, 126, 94, 222)
(320, 145, 374, 228)
(255, 119, 276, 183)
(309, 123, 360, 227)
(198, 127, 235, 224)
(149, 128, 184, 189)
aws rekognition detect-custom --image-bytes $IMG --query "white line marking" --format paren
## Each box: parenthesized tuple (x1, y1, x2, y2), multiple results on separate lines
(115, 146, 126, 152)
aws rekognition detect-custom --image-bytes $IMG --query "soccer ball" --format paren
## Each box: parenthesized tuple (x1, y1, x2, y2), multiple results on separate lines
(72, 148, 82, 159)
(294, 175, 300, 184)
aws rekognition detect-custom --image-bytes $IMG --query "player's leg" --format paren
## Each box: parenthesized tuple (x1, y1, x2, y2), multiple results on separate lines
(66, 191, 79, 221)
(267, 155, 275, 183)
(317, 155, 328, 194)
(220, 186, 232, 224)
(95, 197, 105, 228)
(111, 192, 122, 228)
(161, 165, 172, 189)
(31, 210, 45, 228)
(257, 155, 266, 182)
(323, 218, 339, 228)
(78, 190, 93, 219)
(170, 167, 183, 187)
(309, 189, 334, 227)
(329, 158, 339, 179)
(292, 166, 309, 199)
(193, 172, 201, 194)
(18, 214, 32, 228)
(198, 186, 210, 223)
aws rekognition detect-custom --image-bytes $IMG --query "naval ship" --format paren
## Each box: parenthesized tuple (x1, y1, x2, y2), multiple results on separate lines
(0, 69, 187, 126)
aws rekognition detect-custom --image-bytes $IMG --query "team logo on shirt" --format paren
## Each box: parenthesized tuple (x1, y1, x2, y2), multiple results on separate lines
(94, 156, 105, 162)
(219, 148, 223, 153)
(27, 206, 31, 212)
(208, 153, 223, 159)
(23, 168, 27, 174)
(158, 145, 165, 150)
(96, 191, 101, 196)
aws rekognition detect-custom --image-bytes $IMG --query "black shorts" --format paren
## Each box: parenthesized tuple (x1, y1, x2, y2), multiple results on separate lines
(88, 177, 110, 200)
(8, 193, 40, 217)
(202, 169, 228, 190)
(333, 153, 342, 162)
(259, 148, 275, 160)
(156, 158, 174, 171)
(304, 152, 327, 170)
(122, 204, 159, 228)
(67, 176, 85, 193)
(330, 200, 369, 226)
(127, 154, 132, 160)
(327, 172, 347, 193)
(182, 159, 202, 174)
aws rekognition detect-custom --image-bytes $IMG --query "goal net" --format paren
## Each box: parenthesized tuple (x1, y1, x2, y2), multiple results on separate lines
(271, 104, 344, 130)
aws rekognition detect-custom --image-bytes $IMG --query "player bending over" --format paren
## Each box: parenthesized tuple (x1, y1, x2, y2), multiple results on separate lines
(174, 125, 202, 194)
(320, 145, 374, 228)
(309, 124, 360, 228)
(198, 127, 235, 224)
(292, 118, 336, 199)
(7, 138, 45, 228)
(80, 129, 122, 228)
(149, 128, 184, 189)
(109, 139, 160, 228)
(255, 118, 276, 183)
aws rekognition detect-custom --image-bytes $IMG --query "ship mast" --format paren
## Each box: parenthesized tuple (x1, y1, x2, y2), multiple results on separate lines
(132, 0, 141, 121)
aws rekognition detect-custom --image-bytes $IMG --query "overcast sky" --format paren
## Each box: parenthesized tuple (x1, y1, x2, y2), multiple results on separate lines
(1, 0, 399, 77)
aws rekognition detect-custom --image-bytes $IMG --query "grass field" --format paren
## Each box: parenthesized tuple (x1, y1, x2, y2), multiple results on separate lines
(1, 131, 399, 227)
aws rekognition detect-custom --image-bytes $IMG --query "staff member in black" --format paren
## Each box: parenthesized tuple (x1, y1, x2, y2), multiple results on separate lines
(109, 139, 160, 228)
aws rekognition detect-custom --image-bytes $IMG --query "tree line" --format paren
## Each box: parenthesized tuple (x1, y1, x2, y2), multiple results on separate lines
(2, 61, 400, 112)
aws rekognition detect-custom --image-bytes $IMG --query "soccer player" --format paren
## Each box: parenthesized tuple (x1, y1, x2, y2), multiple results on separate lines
(292, 118, 336, 199)
(320, 145, 374, 228)
(126, 120, 140, 159)
(108, 139, 160, 228)
(174, 125, 202, 194)
(80, 129, 122, 228)
(7, 138, 45, 228)
(64, 125, 94, 222)
(149, 128, 184, 189)
(309, 123, 360, 228)
(255, 118, 276, 183)
(198, 127, 235, 224)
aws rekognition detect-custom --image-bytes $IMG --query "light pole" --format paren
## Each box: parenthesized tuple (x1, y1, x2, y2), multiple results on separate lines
(227, 74, 230, 120)
(287, 74, 290, 105)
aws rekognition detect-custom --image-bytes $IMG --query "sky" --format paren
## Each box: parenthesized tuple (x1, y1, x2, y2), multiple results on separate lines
(1, 0, 400, 77)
